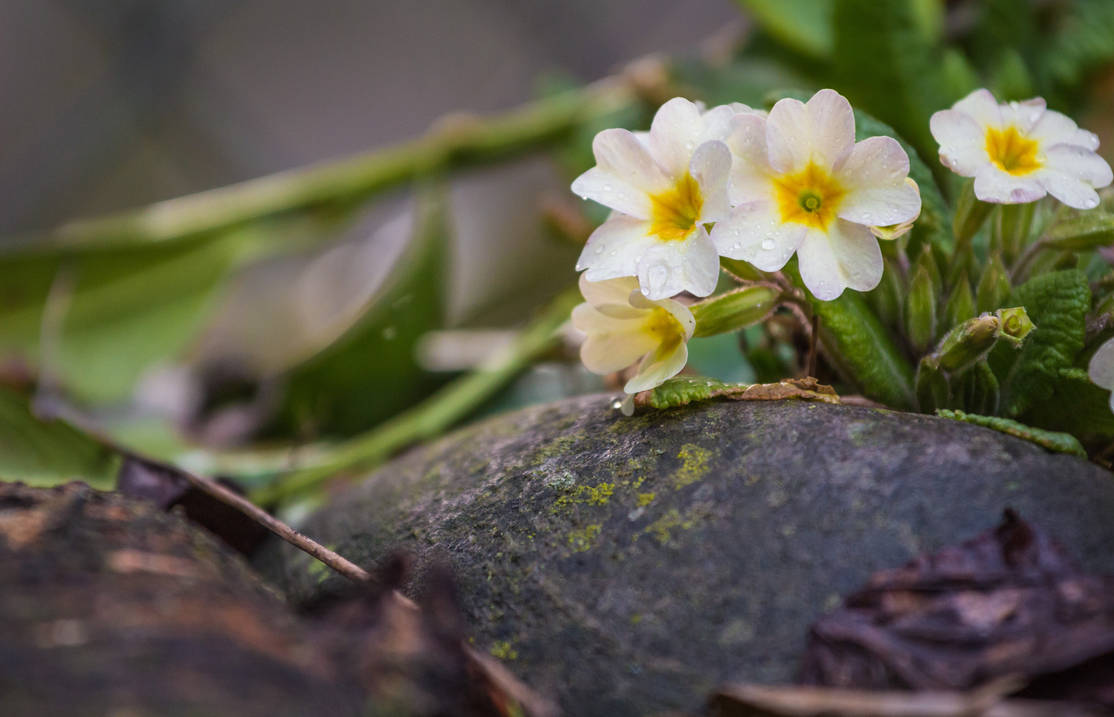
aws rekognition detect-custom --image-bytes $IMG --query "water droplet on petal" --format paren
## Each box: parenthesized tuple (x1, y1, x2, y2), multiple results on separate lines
(594, 246, 604, 255)
(609, 250, 618, 256)
(603, 183, 613, 191)
(641, 286, 650, 296)
(731, 242, 742, 250)
(761, 239, 775, 250)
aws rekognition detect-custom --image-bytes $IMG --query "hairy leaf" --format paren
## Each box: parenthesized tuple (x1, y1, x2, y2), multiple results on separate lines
(1022, 367, 1114, 447)
(999, 270, 1090, 416)
(637, 375, 838, 410)
(936, 409, 1086, 457)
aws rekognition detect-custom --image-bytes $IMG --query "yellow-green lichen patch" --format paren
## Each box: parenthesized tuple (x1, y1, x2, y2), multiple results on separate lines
(636, 492, 656, 507)
(567, 523, 602, 552)
(489, 640, 519, 661)
(673, 443, 712, 489)
(553, 483, 615, 510)
(643, 508, 698, 546)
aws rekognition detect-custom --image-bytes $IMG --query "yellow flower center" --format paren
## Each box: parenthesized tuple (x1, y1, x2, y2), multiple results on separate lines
(985, 125, 1041, 176)
(643, 307, 684, 346)
(773, 161, 845, 231)
(649, 173, 703, 241)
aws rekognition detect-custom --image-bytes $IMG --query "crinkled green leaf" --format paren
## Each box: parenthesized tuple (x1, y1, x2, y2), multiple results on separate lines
(999, 270, 1090, 416)
(1022, 367, 1114, 447)
(0, 388, 120, 488)
(639, 375, 839, 410)
(936, 409, 1086, 457)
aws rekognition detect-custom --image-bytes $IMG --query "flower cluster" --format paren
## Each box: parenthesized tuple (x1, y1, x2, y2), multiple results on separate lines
(569, 87, 1113, 403)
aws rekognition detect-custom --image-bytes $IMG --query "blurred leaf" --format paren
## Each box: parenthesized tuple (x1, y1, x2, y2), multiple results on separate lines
(1042, 0, 1114, 101)
(832, 0, 955, 169)
(672, 56, 810, 110)
(272, 186, 449, 437)
(0, 226, 278, 403)
(734, 0, 833, 59)
(935, 409, 1085, 456)
(0, 388, 120, 489)
(998, 270, 1090, 417)
(685, 333, 756, 384)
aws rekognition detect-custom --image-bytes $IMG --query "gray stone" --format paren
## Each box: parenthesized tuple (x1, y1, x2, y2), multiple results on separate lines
(259, 395, 1114, 716)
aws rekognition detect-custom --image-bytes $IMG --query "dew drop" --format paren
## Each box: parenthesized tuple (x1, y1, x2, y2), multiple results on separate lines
(732, 242, 742, 250)
(609, 250, 618, 256)
(594, 246, 604, 255)
(603, 183, 613, 191)
(761, 239, 775, 250)
(641, 286, 650, 295)
(382, 326, 398, 340)
(611, 398, 624, 410)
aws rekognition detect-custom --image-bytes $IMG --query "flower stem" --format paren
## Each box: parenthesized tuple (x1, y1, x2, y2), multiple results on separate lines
(252, 287, 582, 504)
(28, 80, 639, 250)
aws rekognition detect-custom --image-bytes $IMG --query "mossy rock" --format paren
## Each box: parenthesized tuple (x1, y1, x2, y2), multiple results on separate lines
(260, 395, 1114, 716)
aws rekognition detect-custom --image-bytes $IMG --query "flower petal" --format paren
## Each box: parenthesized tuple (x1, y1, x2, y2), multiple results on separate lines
(710, 201, 806, 272)
(725, 112, 773, 204)
(999, 97, 1046, 132)
(577, 318, 660, 375)
(797, 220, 883, 300)
(766, 96, 811, 174)
(952, 88, 1002, 127)
(929, 109, 986, 176)
(690, 140, 732, 223)
(836, 136, 920, 225)
(973, 167, 1045, 204)
(578, 274, 640, 308)
(1038, 171, 1102, 210)
(625, 338, 688, 394)
(805, 89, 856, 170)
(1089, 337, 1114, 390)
(576, 215, 658, 279)
(1044, 144, 1114, 188)
(635, 228, 720, 299)
(648, 97, 705, 177)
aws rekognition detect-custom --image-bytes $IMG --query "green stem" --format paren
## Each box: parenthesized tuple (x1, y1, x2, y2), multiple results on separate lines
(252, 287, 581, 504)
(27, 81, 638, 250)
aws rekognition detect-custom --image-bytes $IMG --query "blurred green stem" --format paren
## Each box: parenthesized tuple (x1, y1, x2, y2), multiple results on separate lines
(252, 287, 581, 504)
(29, 80, 639, 250)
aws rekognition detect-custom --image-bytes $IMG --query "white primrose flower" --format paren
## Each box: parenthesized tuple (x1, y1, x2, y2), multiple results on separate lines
(571, 275, 694, 395)
(710, 89, 921, 301)
(930, 88, 1113, 209)
(571, 97, 753, 300)
(1089, 338, 1114, 413)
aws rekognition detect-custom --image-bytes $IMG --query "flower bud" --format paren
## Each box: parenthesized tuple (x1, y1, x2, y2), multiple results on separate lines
(975, 253, 1011, 313)
(905, 264, 938, 354)
(690, 285, 780, 338)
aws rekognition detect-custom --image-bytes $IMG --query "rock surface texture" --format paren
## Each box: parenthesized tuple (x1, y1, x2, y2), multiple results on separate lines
(261, 395, 1114, 717)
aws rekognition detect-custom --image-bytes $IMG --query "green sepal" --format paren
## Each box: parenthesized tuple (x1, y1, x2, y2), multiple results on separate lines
(690, 285, 781, 338)
(915, 360, 950, 412)
(994, 202, 1036, 263)
(719, 256, 767, 282)
(936, 409, 1086, 457)
(944, 273, 976, 330)
(976, 253, 1012, 313)
(905, 263, 938, 354)
(1043, 211, 1114, 251)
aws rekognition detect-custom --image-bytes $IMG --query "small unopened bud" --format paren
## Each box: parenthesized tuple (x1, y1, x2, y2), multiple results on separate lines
(976, 253, 1012, 313)
(995, 306, 1034, 346)
(906, 265, 938, 354)
(944, 274, 976, 329)
(690, 285, 780, 338)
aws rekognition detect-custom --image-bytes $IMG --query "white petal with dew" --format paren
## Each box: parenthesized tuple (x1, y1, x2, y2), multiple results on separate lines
(571, 167, 653, 219)
(710, 201, 806, 272)
(973, 168, 1045, 204)
(634, 229, 720, 300)
(1038, 170, 1102, 210)
(1026, 107, 1097, 149)
(929, 110, 986, 177)
(999, 97, 1046, 132)
(625, 339, 689, 394)
(690, 140, 733, 223)
(649, 97, 706, 177)
(577, 215, 657, 279)
(766, 96, 811, 174)
(1044, 144, 1114, 188)
(952, 88, 1002, 127)
(836, 136, 920, 226)
(1088, 337, 1114, 390)
(805, 89, 855, 170)
(725, 112, 773, 204)
(797, 221, 883, 301)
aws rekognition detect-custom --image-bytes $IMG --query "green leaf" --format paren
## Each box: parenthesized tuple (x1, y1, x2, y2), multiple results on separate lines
(999, 270, 1091, 416)
(935, 409, 1086, 457)
(690, 285, 780, 338)
(944, 274, 976, 330)
(638, 375, 839, 410)
(832, 0, 954, 168)
(0, 388, 120, 488)
(1042, 0, 1114, 98)
(811, 289, 916, 410)
(734, 0, 833, 59)
(0, 227, 275, 403)
(1022, 367, 1114, 446)
(272, 186, 449, 437)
